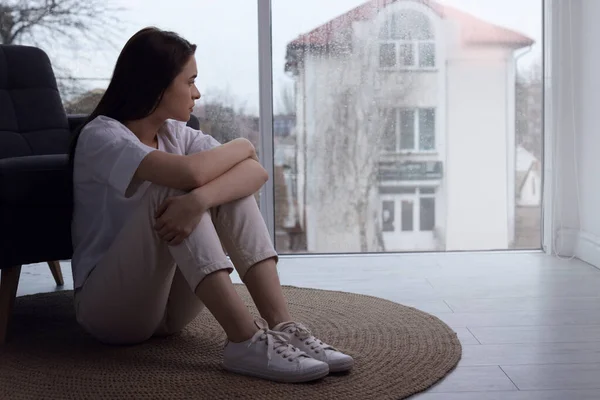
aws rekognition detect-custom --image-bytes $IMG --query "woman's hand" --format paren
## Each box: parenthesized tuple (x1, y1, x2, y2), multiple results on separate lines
(154, 192, 208, 246)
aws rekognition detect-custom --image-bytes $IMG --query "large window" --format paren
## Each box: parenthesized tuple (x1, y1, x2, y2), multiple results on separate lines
(16, 0, 542, 255)
(21, 0, 261, 206)
(273, 0, 542, 253)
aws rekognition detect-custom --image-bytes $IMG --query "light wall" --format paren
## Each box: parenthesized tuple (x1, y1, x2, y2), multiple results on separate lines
(549, 0, 600, 268)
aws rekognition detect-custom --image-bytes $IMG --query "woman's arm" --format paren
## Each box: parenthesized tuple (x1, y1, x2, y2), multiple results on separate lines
(191, 159, 268, 208)
(135, 138, 256, 191)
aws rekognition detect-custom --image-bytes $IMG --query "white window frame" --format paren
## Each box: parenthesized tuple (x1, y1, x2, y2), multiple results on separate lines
(257, 0, 275, 242)
(541, 0, 555, 255)
(379, 39, 436, 70)
(383, 107, 437, 154)
(380, 187, 436, 233)
(377, 9, 436, 71)
(259, 0, 551, 252)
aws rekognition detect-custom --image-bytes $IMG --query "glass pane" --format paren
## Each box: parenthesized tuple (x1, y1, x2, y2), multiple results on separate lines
(40, 1, 258, 149)
(273, 0, 542, 253)
(398, 44, 415, 66)
(35, 1, 263, 197)
(399, 109, 415, 150)
(420, 197, 435, 231)
(419, 42, 436, 67)
(379, 43, 396, 68)
(401, 200, 414, 231)
(391, 10, 434, 40)
(382, 108, 396, 151)
(382, 201, 395, 232)
(419, 108, 435, 150)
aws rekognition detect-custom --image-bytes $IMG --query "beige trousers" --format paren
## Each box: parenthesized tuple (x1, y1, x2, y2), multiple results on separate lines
(74, 184, 278, 345)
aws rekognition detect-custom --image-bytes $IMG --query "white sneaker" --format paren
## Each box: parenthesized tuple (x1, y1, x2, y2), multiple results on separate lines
(273, 321, 354, 373)
(222, 318, 329, 383)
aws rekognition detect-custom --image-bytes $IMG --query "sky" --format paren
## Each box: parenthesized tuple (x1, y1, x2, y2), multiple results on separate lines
(53, 0, 542, 115)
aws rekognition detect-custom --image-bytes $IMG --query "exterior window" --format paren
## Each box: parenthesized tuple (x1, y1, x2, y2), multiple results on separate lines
(420, 197, 435, 231)
(381, 188, 436, 233)
(401, 200, 414, 231)
(379, 43, 396, 68)
(378, 10, 435, 69)
(399, 109, 416, 150)
(382, 109, 397, 152)
(398, 43, 415, 67)
(419, 42, 436, 67)
(382, 108, 436, 152)
(419, 108, 435, 150)
(382, 201, 395, 232)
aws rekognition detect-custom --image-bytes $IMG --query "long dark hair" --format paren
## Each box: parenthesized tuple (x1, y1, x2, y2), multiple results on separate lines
(68, 27, 197, 168)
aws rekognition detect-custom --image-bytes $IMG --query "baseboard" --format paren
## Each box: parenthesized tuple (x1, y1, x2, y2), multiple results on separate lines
(556, 228, 600, 269)
(554, 228, 579, 256)
(575, 231, 600, 270)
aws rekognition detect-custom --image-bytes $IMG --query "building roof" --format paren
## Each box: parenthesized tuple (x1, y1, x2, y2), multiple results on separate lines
(286, 0, 534, 71)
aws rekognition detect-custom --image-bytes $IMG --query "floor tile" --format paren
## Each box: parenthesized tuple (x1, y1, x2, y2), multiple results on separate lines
(427, 366, 517, 392)
(468, 325, 600, 344)
(501, 363, 600, 390)
(459, 342, 600, 366)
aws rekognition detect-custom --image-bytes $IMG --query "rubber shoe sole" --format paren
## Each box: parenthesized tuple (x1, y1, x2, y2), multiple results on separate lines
(223, 361, 330, 383)
(328, 357, 354, 373)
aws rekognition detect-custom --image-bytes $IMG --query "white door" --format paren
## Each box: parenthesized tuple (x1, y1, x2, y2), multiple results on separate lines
(380, 189, 436, 251)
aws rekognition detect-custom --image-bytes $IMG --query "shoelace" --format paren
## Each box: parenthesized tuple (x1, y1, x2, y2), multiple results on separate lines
(282, 322, 336, 353)
(251, 319, 305, 362)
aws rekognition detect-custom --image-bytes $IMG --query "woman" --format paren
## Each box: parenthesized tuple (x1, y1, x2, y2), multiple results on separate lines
(69, 27, 353, 383)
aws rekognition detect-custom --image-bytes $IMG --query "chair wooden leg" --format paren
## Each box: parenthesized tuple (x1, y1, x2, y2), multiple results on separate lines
(0, 266, 22, 344)
(47, 260, 64, 286)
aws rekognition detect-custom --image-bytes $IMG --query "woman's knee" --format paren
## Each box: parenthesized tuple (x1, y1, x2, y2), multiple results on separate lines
(79, 319, 156, 345)
(214, 194, 259, 215)
(144, 183, 187, 204)
(76, 301, 160, 345)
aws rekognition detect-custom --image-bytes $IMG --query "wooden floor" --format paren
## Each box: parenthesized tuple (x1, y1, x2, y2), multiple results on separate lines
(17, 251, 600, 399)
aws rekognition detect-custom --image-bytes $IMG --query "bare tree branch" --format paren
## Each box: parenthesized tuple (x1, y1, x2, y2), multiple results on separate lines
(1, 0, 125, 100)
(1, 0, 123, 47)
(196, 87, 259, 147)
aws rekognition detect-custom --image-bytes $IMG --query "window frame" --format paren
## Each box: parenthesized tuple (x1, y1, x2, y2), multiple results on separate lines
(378, 39, 437, 70)
(383, 107, 437, 154)
(261, 0, 549, 251)
(380, 187, 437, 234)
(377, 9, 437, 71)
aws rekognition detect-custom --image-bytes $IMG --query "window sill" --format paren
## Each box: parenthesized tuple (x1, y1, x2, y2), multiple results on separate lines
(381, 151, 439, 156)
(378, 67, 438, 72)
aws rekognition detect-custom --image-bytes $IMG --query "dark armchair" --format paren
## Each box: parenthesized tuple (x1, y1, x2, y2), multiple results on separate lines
(0, 44, 76, 343)
(0, 44, 200, 343)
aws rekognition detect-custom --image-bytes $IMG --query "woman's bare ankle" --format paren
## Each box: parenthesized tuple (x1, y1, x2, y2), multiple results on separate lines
(226, 320, 259, 343)
(194, 270, 260, 344)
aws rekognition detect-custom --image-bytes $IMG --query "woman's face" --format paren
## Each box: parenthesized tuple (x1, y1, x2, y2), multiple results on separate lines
(156, 56, 200, 122)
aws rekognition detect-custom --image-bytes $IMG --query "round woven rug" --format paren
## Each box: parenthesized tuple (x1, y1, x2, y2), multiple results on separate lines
(0, 285, 461, 399)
